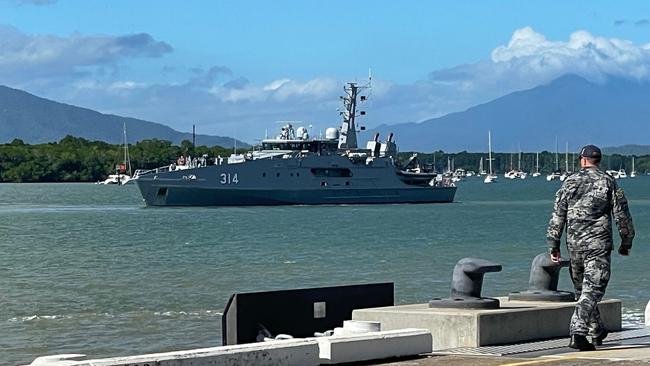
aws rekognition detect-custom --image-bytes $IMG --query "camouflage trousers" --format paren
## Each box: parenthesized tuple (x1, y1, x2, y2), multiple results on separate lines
(569, 249, 611, 336)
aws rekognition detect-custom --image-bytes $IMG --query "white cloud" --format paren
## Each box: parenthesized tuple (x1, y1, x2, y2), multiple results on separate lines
(0, 25, 172, 85)
(263, 79, 290, 91)
(375, 27, 650, 125)
(489, 27, 650, 81)
(108, 81, 147, 91)
(268, 78, 339, 101)
(206, 77, 338, 103)
(5, 26, 650, 142)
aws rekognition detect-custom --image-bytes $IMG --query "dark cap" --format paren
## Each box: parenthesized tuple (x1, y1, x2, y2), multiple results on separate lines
(580, 144, 602, 159)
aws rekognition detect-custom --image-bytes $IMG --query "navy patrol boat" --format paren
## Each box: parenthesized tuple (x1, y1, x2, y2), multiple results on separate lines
(135, 82, 457, 206)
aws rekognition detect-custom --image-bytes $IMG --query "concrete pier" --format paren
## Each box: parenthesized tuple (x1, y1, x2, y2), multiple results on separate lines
(26, 329, 432, 366)
(27, 339, 321, 366)
(352, 298, 622, 350)
(24, 290, 635, 366)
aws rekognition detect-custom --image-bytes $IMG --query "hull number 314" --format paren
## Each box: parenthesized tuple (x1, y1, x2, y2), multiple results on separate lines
(220, 173, 239, 184)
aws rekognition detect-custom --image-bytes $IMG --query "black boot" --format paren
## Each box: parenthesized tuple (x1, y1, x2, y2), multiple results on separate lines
(591, 330, 608, 346)
(568, 334, 596, 351)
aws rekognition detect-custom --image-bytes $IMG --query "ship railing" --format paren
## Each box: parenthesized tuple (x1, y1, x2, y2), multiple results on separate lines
(133, 165, 177, 177)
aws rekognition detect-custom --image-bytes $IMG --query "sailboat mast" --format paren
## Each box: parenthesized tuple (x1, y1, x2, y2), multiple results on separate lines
(565, 142, 569, 172)
(572, 153, 575, 172)
(488, 130, 493, 175)
(536, 152, 539, 173)
(555, 136, 559, 170)
(123, 122, 132, 176)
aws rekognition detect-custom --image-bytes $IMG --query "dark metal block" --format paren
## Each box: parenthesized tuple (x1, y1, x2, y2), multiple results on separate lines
(222, 282, 394, 345)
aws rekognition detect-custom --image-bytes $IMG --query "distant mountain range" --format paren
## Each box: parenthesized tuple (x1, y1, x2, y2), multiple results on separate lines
(2, 75, 649, 154)
(367, 74, 650, 153)
(0, 85, 247, 148)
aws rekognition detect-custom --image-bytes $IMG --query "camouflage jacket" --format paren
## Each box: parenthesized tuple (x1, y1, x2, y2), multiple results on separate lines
(547, 167, 635, 252)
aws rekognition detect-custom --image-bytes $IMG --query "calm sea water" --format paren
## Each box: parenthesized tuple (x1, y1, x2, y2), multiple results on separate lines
(2, 178, 649, 365)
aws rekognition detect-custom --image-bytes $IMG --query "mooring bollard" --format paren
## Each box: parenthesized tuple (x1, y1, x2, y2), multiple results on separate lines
(508, 252, 574, 302)
(429, 257, 502, 309)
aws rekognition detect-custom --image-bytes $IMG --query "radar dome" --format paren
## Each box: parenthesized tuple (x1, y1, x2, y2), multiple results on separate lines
(325, 127, 339, 140)
(296, 127, 308, 140)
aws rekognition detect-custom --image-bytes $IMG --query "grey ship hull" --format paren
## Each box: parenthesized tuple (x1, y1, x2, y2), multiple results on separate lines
(136, 155, 456, 206)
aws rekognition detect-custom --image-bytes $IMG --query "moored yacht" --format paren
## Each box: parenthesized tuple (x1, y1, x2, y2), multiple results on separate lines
(546, 171, 562, 181)
(97, 173, 131, 185)
(97, 122, 133, 185)
(484, 130, 497, 184)
(559, 142, 572, 182)
(532, 152, 541, 177)
(546, 137, 562, 181)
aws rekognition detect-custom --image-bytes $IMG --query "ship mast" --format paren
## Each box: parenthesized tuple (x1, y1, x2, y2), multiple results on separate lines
(338, 81, 369, 149)
(123, 122, 132, 176)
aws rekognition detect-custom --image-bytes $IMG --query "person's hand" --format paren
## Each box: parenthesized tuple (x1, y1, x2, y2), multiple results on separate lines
(618, 246, 630, 256)
(550, 248, 561, 263)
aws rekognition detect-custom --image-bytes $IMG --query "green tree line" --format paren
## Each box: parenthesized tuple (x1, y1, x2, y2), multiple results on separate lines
(0, 136, 232, 182)
(1, 136, 648, 182)
(397, 150, 650, 175)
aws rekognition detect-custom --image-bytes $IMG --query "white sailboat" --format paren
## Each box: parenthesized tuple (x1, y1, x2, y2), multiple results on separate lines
(517, 150, 527, 179)
(97, 122, 133, 185)
(559, 142, 570, 182)
(478, 157, 487, 176)
(631, 156, 637, 178)
(504, 153, 517, 179)
(503, 146, 527, 179)
(532, 152, 541, 177)
(547, 137, 562, 181)
(484, 130, 497, 184)
(119, 123, 136, 185)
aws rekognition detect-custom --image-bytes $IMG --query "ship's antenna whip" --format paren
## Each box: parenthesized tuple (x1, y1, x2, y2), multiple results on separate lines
(366, 67, 374, 103)
(233, 126, 237, 155)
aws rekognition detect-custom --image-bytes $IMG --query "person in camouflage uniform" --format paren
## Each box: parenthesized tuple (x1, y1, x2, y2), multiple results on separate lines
(547, 144, 635, 351)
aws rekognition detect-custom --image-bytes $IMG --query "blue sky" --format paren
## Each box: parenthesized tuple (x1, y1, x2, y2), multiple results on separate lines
(1, 0, 650, 141)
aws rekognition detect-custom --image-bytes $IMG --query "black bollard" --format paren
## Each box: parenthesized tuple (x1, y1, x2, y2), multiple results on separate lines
(429, 257, 502, 309)
(508, 252, 574, 302)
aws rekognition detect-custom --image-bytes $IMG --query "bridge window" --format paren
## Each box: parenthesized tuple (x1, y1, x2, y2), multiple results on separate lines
(310, 168, 352, 177)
